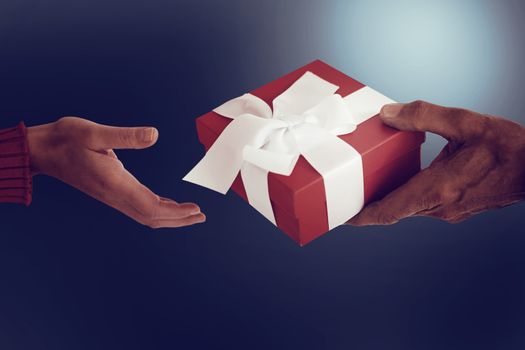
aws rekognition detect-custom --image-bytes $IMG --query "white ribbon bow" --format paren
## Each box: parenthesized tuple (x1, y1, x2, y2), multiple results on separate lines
(184, 72, 394, 229)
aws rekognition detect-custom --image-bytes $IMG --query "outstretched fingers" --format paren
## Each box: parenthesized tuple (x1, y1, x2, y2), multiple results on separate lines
(78, 151, 205, 229)
(117, 174, 206, 228)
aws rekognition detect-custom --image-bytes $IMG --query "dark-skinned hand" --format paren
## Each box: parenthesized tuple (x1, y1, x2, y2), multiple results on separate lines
(349, 100, 525, 226)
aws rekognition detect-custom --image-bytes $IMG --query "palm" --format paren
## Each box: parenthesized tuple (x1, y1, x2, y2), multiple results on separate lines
(29, 117, 205, 228)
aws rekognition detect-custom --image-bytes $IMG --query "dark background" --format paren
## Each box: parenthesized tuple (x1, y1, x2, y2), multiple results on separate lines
(1, 0, 524, 349)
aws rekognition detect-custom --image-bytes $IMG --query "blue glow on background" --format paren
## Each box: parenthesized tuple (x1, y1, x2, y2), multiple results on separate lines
(321, 0, 525, 164)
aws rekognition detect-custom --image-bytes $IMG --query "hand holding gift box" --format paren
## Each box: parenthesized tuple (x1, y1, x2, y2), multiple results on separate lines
(184, 60, 425, 245)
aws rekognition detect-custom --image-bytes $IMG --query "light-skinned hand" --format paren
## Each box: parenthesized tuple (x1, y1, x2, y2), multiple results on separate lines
(27, 117, 205, 228)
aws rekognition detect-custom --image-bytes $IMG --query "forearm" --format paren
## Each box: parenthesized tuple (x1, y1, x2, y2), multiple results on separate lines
(0, 122, 32, 205)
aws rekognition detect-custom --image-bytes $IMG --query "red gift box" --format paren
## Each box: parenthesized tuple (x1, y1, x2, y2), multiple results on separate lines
(193, 60, 425, 245)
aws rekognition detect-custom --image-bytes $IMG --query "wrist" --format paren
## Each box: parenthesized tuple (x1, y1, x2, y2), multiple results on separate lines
(27, 122, 56, 176)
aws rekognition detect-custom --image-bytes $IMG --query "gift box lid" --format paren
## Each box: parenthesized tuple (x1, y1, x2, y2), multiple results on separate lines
(195, 60, 425, 220)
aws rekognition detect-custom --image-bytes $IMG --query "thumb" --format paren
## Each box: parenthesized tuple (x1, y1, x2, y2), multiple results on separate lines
(380, 100, 486, 141)
(90, 124, 159, 150)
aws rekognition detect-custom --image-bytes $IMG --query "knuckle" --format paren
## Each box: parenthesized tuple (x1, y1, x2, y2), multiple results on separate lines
(55, 116, 75, 126)
(410, 99, 427, 110)
(138, 215, 159, 229)
(53, 116, 90, 145)
(408, 100, 428, 115)
(137, 195, 162, 222)
(53, 117, 72, 137)
(436, 208, 468, 223)
(405, 100, 430, 129)
(118, 130, 134, 147)
(428, 209, 453, 222)
(420, 169, 461, 205)
(479, 116, 507, 142)
(441, 213, 456, 223)
(373, 210, 400, 225)
(476, 114, 492, 136)
(440, 186, 461, 204)
(443, 214, 464, 224)
(54, 116, 82, 131)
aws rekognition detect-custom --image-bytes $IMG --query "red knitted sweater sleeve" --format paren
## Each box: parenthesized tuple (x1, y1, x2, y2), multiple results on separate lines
(0, 122, 32, 206)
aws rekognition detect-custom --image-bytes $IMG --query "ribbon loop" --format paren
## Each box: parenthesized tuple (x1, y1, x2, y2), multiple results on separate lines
(214, 93, 273, 120)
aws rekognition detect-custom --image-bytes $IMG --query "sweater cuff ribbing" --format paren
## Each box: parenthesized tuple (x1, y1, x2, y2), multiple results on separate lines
(0, 122, 32, 206)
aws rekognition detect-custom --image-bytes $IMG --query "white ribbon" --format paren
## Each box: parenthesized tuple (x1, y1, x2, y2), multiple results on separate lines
(184, 71, 394, 229)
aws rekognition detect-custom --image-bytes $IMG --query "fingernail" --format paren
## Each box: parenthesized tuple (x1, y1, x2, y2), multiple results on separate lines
(381, 103, 403, 119)
(188, 204, 201, 215)
(141, 127, 158, 143)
